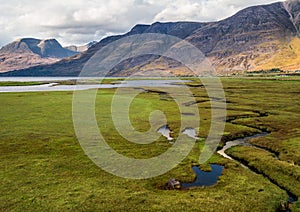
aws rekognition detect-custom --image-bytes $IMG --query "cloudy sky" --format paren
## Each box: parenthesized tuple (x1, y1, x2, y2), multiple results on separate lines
(0, 0, 281, 47)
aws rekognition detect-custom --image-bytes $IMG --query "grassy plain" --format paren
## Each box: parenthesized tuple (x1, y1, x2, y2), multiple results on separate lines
(0, 77, 299, 211)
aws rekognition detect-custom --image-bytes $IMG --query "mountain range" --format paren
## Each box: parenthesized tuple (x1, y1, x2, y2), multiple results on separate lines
(0, 38, 79, 73)
(1, 0, 300, 76)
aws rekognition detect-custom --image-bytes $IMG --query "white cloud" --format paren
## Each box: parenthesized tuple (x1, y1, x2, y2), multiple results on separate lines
(154, 0, 280, 22)
(0, 0, 280, 47)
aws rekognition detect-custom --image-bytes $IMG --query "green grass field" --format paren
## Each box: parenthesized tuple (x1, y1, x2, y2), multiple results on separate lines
(0, 78, 299, 211)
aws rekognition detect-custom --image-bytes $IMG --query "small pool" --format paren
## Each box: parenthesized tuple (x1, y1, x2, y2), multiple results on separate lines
(181, 164, 224, 189)
(182, 128, 199, 139)
(157, 125, 173, 141)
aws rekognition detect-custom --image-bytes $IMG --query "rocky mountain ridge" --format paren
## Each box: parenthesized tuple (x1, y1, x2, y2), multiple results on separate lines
(1, 0, 300, 76)
(0, 38, 78, 72)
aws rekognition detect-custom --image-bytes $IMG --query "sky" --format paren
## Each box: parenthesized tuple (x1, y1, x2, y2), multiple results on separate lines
(0, 0, 281, 47)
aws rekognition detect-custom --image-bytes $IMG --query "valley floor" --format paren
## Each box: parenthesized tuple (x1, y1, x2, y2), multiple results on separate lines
(0, 77, 299, 211)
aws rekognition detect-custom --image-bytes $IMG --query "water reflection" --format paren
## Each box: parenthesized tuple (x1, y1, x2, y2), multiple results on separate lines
(181, 164, 224, 188)
(0, 79, 190, 93)
(182, 128, 199, 139)
(217, 132, 269, 160)
(157, 125, 173, 141)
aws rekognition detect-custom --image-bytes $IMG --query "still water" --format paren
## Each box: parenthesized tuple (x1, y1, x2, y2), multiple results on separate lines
(0, 78, 189, 93)
(181, 164, 224, 188)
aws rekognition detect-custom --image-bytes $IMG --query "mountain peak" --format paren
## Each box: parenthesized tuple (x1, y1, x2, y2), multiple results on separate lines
(0, 38, 77, 58)
(16, 37, 40, 43)
(0, 37, 79, 72)
(129, 24, 150, 34)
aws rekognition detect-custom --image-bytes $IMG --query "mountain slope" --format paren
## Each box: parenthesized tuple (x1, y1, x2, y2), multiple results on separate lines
(183, 1, 299, 74)
(1, 0, 300, 76)
(284, 0, 300, 35)
(1, 22, 205, 76)
(0, 38, 78, 72)
(108, 1, 300, 76)
(65, 41, 98, 53)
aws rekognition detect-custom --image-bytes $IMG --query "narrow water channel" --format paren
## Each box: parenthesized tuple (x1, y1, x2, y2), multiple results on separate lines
(217, 132, 269, 160)
(217, 132, 297, 206)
